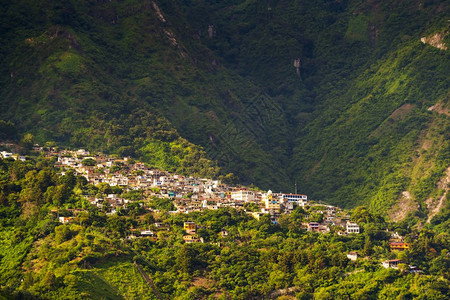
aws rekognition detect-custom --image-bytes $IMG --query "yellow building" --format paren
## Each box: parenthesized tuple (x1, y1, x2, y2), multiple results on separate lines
(262, 190, 281, 213)
(183, 235, 201, 243)
(184, 221, 196, 234)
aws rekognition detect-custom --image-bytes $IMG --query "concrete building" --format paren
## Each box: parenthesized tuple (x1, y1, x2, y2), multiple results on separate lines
(346, 222, 360, 234)
(389, 242, 410, 251)
(262, 190, 281, 213)
(280, 193, 308, 207)
(231, 190, 255, 202)
(347, 252, 358, 261)
(382, 259, 403, 269)
(184, 221, 197, 234)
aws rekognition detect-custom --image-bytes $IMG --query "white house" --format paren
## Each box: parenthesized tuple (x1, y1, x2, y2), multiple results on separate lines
(347, 252, 358, 261)
(59, 216, 74, 224)
(280, 193, 308, 206)
(346, 222, 360, 234)
(141, 230, 156, 237)
(231, 190, 255, 202)
(0, 151, 13, 159)
(77, 149, 90, 156)
(382, 259, 403, 269)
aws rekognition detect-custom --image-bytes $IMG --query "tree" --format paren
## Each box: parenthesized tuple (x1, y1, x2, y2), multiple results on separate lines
(81, 158, 96, 166)
(20, 133, 34, 150)
(97, 183, 112, 195)
(59, 170, 76, 190)
(309, 212, 324, 223)
(144, 213, 155, 225)
(54, 225, 72, 244)
(76, 212, 90, 226)
(107, 215, 126, 236)
(220, 173, 239, 185)
(175, 245, 196, 273)
(363, 235, 372, 256)
(397, 263, 408, 273)
(243, 202, 259, 212)
(42, 271, 56, 290)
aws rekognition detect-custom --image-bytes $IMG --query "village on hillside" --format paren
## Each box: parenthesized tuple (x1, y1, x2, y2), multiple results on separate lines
(2, 146, 356, 230)
(1, 146, 414, 269)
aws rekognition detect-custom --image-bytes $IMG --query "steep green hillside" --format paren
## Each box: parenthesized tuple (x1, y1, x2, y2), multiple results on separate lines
(0, 0, 292, 189)
(1, 0, 449, 214)
(170, 0, 449, 214)
(294, 39, 449, 210)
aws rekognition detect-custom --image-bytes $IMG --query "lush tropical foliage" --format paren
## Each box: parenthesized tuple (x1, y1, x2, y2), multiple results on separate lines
(0, 1, 448, 296)
(0, 157, 448, 299)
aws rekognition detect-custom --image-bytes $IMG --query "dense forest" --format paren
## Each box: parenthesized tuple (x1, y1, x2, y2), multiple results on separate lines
(0, 156, 448, 299)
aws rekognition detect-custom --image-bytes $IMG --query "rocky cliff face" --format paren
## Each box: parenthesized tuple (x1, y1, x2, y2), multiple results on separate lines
(421, 32, 448, 50)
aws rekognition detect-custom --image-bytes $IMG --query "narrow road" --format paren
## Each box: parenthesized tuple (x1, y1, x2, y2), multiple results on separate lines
(134, 261, 163, 300)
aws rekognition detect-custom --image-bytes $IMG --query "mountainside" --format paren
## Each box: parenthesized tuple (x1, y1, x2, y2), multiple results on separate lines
(1, 0, 449, 216)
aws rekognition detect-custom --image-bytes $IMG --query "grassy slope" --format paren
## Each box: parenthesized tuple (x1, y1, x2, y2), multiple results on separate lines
(295, 39, 449, 210)
(0, 157, 448, 298)
(67, 261, 156, 300)
(0, 222, 154, 299)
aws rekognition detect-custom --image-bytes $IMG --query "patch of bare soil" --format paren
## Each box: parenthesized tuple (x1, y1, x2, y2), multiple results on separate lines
(426, 166, 450, 223)
(421, 32, 448, 50)
(192, 277, 225, 298)
(192, 277, 214, 288)
(370, 104, 415, 137)
(307, 152, 326, 179)
(389, 104, 415, 120)
(428, 101, 450, 116)
(389, 191, 418, 222)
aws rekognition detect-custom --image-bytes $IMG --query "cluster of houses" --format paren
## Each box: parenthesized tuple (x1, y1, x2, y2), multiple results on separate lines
(379, 233, 416, 271)
(389, 232, 410, 251)
(2, 145, 423, 270)
(36, 147, 363, 234)
(1, 146, 366, 238)
(0, 151, 26, 161)
(346, 231, 419, 272)
(381, 259, 420, 273)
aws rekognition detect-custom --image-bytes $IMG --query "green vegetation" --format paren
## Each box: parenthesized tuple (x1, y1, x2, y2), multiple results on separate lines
(0, 1, 448, 298)
(0, 1, 448, 213)
(346, 14, 369, 42)
(0, 157, 448, 299)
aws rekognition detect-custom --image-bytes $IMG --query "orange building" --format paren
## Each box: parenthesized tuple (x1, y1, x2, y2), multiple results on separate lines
(390, 242, 410, 251)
